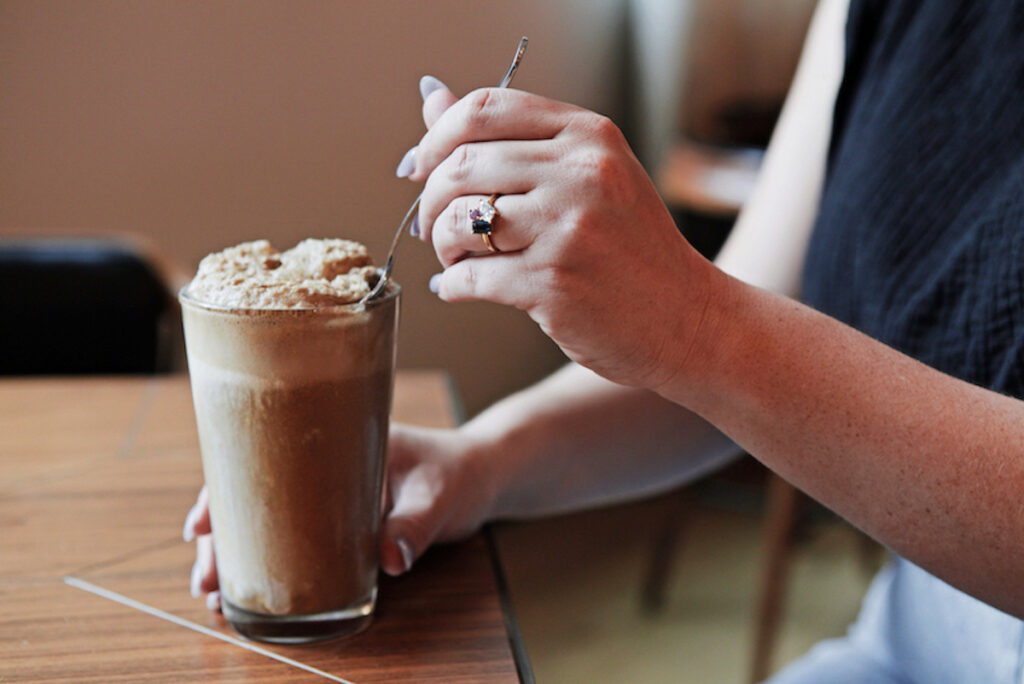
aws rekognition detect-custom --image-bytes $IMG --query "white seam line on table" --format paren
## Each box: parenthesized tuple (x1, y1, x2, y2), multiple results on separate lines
(63, 576, 353, 683)
(115, 377, 162, 461)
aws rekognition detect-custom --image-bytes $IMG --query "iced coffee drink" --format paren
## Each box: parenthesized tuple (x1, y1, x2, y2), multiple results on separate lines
(180, 239, 399, 643)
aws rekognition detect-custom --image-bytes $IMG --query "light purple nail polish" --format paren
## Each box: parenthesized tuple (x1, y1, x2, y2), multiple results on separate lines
(419, 75, 447, 101)
(409, 215, 420, 238)
(396, 146, 417, 178)
(428, 273, 442, 294)
(396, 538, 414, 571)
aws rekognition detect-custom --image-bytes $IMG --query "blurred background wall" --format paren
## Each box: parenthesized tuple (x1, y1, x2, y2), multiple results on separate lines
(0, 0, 813, 415)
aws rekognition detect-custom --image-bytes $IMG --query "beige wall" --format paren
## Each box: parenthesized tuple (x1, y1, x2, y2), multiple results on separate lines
(0, 1, 816, 414)
(0, 0, 629, 415)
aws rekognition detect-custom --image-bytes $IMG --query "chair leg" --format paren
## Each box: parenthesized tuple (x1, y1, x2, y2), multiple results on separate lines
(640, 488, 690, 613)
(750, 474, 800, 683)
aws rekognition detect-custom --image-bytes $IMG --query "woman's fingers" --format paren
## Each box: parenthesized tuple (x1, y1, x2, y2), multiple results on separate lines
(431, 193, 540, 267)
(191, 533, 219, 600)
(380, 424, 493, 576)
(395, 76, 458, 182)
(408, 88, 578, 183)
(380, 490, 435, 577)
(184, 486, 220, 611)
(421, 75, 458, 128)
(431, 255, 530, 308)
(182, 486, 210, 541)
(416, 138, 556, 244)
(380, 426, 441, 576)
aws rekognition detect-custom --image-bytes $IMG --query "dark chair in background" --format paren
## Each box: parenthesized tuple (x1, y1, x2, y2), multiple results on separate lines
(0, 237, 183, 376)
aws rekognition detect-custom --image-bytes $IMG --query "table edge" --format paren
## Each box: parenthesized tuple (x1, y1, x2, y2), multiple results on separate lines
(444, 373, 535, 684)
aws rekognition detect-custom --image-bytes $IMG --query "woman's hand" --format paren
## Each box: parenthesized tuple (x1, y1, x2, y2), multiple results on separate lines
(183, 421, 496, 603)
(182, 486, 221, 611)
(404, 81, 717, 391)
(379, 423, 497, 575)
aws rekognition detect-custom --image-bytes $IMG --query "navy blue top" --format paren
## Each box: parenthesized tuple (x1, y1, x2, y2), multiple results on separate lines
(803, 0, 1024, 397)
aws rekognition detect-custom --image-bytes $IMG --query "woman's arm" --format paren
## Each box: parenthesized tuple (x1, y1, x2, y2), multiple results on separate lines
(716, 0, 848, 297)
(463, 0, 1024, 617)
(648, 0, 1024, 618)
(379, 364, 739, 574)
(657, 270, 1024, 618)
(463, 364, 738, 519)
(380, 0, 849, 573)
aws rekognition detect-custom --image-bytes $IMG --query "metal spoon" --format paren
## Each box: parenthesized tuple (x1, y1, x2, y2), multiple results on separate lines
(360, 36, 529, 305)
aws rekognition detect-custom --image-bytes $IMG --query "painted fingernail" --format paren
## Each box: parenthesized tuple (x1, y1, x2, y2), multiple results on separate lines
(190, 562, 202, 598)
(409, 214, 420, 238)
(206, 590, 221, 612)
(396, 538, 414, 572)
(428, 273, 442, 294)
(396, 146, 417, 178)
(182, 505, 196, 542)
(419, 75, 447, 101)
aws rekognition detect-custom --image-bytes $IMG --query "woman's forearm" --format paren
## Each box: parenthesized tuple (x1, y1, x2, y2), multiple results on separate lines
(461, 362, 740, 520)
(662, 272, 1024, 617)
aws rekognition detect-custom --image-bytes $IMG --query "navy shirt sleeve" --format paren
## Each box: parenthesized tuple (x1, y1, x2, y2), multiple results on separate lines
(803, 0, 1024, 397)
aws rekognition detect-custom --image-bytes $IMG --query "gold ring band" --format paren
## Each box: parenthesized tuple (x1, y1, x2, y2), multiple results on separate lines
(480, 232, 499, 253)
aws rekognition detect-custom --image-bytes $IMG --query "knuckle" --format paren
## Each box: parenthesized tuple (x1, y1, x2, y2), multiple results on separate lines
(447, 143, 475, 184)
(417, 198, 437, 240)
(463, 88, 496, 130)
(434, 205, 462, 267)
(462, 261, 480, 294)
(567, 114, 632, 195)
(566, 111, 620, 141)
(593, 114, 624, 141)
(549, 208, 601, 266)
(547, 260, 576, 293)
(577, 146, 633, 204)
(455, 259, 497, 303)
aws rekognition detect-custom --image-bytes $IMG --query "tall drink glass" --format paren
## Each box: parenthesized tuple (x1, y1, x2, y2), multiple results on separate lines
(180, 284, 399, 643)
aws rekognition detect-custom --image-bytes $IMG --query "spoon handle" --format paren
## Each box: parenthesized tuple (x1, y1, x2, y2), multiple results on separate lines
(361, 36, 529, 305)
(498, 36, 529, 88)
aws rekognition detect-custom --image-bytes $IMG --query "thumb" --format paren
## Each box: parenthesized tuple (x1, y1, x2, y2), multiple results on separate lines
(379, 472, 444, 576)
(378, 423, 490, 576)
(379, 424, 445, 576)
(380, 519, 423, 577)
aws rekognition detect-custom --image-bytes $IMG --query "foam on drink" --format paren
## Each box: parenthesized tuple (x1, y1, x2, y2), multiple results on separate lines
(187, 238, 378, 309)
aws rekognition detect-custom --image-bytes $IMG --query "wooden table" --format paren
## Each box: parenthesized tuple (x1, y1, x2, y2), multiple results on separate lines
(0, 372, 528, 683)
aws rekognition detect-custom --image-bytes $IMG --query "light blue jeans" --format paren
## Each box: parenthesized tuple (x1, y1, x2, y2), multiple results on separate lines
(766, 559, 1024, 684)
